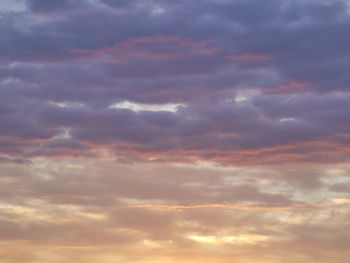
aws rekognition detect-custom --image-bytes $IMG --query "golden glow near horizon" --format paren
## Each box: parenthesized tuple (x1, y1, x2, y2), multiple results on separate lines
(0, 158, 349, 262)
(187, 234, 270, 244)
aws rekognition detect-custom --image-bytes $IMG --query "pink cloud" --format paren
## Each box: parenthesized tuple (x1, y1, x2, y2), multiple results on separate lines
(70, 35, 219, 63)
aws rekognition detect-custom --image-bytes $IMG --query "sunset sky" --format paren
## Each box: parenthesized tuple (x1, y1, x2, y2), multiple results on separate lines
(1, 0, 350, 262)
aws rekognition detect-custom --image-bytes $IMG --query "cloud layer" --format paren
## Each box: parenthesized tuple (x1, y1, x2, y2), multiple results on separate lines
(1, 0, 350, 165)
(1, 1, 350, 262)
(1, 159, 350, 263)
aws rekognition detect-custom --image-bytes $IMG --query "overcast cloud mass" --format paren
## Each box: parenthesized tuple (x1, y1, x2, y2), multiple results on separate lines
(1, 0, 350, 262)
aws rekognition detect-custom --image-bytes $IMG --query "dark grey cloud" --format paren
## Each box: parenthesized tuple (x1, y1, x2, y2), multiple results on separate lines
(0, 0, 350, 165)
(100, 0, 137, 9)
(0, 91, 349, 164)
(25, 0, 86, 13)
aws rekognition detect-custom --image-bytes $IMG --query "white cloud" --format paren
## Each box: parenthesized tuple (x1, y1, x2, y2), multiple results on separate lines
(109, 100, 185, 113)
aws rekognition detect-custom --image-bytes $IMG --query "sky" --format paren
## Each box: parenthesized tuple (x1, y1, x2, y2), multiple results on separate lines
(1, 0, 350, 262)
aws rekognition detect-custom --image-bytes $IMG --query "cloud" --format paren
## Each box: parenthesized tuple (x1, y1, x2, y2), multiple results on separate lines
(1, 2, 350, 261)
(1, 88, 350, 164)
(0, 159, 349, 262)
(25, 0, 86, 14)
